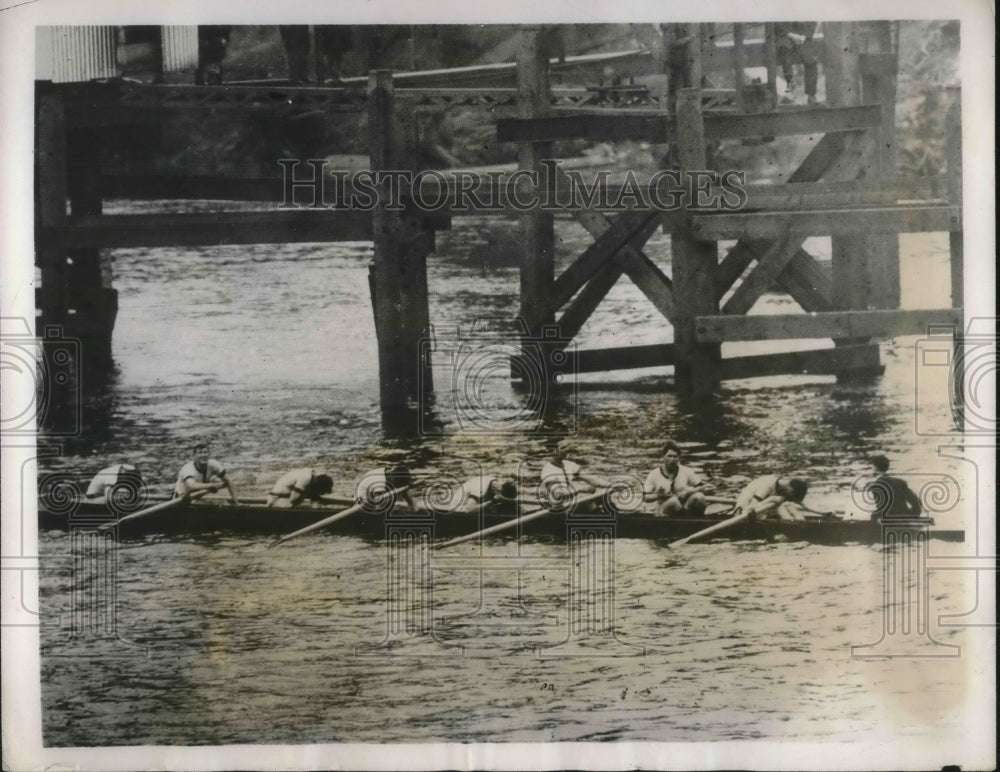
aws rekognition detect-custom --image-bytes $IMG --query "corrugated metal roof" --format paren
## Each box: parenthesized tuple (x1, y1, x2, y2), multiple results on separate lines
(37, 26, 200, 83)
(162, 26, 199, 71)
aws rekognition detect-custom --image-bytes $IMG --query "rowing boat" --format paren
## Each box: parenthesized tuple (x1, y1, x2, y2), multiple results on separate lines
(37, 497, 965, 544)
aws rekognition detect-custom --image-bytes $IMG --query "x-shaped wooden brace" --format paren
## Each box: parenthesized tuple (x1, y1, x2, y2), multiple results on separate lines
(523, 168, 673, 341)
(714, 128, 877, 314)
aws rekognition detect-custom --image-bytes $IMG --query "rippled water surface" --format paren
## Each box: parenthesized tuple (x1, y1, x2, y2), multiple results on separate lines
(36, 219, 977, 746)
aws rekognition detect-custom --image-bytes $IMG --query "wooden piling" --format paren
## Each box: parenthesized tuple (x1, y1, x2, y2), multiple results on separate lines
(732, 23, 746, 111)
(824, 22, 881, 378)
(368, 70, 434, 428)
(860, 22, 901, 310)
(36, 91, 68, 331)
(67, 124, 117, 359)
(672, 88, 719, 395)
(945, 88, 963, 309)
(516, 27, 555, 340)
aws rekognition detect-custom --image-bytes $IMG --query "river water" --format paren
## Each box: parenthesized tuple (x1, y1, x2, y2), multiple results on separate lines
(36, 215, 978, 748)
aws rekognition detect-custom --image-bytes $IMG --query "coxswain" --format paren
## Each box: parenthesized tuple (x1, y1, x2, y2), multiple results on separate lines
(866, 454, 923, 520)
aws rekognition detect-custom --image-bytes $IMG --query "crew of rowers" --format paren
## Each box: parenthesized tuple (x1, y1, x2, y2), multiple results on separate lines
(84, 442, 923, 521)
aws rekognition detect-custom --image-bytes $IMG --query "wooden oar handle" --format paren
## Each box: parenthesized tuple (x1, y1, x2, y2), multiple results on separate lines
(97, 488, 211, 531)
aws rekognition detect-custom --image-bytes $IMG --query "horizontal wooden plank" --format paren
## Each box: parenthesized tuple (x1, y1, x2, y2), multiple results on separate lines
(690, 205, 961, 240)
(498, 114, 673, 143)
(100, 173, 947, 214)
(38, 211, 377, 248)
(513, 344, 676, 377)
(717, 345, 883, 380)
(501, 105, 880, 144)
(695, 308, 964, 343)
(703, 105, 881, 139)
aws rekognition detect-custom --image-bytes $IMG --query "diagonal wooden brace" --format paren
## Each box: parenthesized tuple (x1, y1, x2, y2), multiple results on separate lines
(527, 209, 661, 331)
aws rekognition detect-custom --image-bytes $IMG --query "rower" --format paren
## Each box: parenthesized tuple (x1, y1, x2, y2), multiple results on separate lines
(733, 475, 829, 521)
(539, 440, 607, 506)
(644, 441, 709, 516)
(85, 463, 144, 503)
(434, 474, 519, 514)
(174, 443, 238, 505)
(266, 468, 334, 508)
(866, 454, 923, 520)
(355, 464, 418, 511)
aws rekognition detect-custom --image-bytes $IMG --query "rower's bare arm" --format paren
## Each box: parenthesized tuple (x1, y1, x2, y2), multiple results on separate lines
(220, 476, 238, 505)
(183, 477, 219, 495)
(748, 495, 784, 516)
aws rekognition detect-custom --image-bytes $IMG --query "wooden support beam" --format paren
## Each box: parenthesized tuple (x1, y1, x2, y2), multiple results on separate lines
(721, 233, 807, 316)
(36, 91, 69, 326)
(532, 210, 660, 329)
(563, 344, 675, 374)
(497, 105, 880, 144)
(498, 114, 672, 143)
(695, 308, 964, 343)
(775, 249, 834, 312)
(764, 23, 778, 97)
(860, 23, 901, 309)
(715, 240, 759, 300)
(559, 168, 678, 324)
(690, 205, 960, 240)
(517, 28, 556, 338)
(717, 344, 883, 380)
(672, 88, 719, 394)
(732, 23, 746, 111)
(556, 261, 626, 342)
(704, 104, 880, 139)
(39, 211, 376, 248)
(787, 131, 855, 183)
(368, 70, 433, 426)
(617, 248, 677, 325)
(945, 88, 963, 309)
(716, 241, 833, 312)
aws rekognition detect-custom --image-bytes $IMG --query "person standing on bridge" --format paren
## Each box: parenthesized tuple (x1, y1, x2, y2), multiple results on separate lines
(174, 443, 238, 505)
(266, 468, 334, 508)
(644, 441, 709, 516)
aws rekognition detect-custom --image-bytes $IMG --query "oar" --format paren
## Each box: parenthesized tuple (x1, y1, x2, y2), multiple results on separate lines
(703, 495, 736, 506)
(667, 511, 749, 548)
(436, 488, 608, 550)
(268, 486, 410, 549)
(97, 489, 211, 531)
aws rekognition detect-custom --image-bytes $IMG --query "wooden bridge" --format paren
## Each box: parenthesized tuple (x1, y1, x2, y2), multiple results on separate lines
(35, 23, 963, 429)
